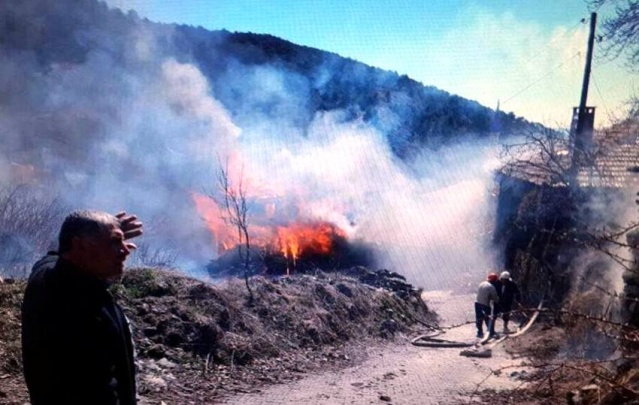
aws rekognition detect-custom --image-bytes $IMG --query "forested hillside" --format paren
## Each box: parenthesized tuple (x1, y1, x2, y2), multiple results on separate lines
(1, 0, 538, 163)
(177, 28, 540, 157)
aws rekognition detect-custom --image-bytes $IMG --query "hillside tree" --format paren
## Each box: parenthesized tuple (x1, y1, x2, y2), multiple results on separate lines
(213, 159, 254, 303)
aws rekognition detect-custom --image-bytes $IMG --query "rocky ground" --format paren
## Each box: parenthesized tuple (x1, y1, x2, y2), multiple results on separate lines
(0, 266, 435, 404)
(4, 267, 639, 404)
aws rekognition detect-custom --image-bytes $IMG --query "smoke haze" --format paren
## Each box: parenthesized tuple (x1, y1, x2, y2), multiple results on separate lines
(1, 0, 504, 288)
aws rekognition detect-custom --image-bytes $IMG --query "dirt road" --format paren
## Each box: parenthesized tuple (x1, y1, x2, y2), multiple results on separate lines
(221, 291, 527, 405)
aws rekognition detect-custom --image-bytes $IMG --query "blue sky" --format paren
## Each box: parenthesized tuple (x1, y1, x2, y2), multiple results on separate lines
(106, 0, 635, 128)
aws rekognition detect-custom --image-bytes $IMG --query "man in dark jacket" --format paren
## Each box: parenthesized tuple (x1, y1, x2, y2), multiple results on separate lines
(498, 271, 521, 333)
(22, 210, 142, 405)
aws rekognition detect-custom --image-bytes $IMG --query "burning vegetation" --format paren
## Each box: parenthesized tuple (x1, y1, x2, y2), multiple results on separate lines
(274, 221, 344, 268)
(205, 217, 375, 277)
(192, 162, 375, 279)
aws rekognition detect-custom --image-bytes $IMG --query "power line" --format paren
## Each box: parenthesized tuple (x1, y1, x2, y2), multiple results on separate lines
(502, 51, 582, 105)
(515, 18, 588, 68)
(496, 17, 589, 107)
(592, 71, 614, 123)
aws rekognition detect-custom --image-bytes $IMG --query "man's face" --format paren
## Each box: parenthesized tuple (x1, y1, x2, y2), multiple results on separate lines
(80, 225, 131, 282)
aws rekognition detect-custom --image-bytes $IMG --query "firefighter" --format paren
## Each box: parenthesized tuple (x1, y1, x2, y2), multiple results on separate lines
(497, 271, 521, 333)
(475, 272, 500, 339)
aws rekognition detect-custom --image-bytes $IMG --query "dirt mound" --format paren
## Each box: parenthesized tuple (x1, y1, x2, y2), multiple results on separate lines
(0, 266, 433, 404)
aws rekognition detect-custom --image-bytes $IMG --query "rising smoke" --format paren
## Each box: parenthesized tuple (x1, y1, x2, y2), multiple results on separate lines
(1, 0, 502, 289)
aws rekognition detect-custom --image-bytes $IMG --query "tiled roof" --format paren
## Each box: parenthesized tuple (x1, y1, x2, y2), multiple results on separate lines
(577, 121, 639, 188)
(501, 120, 639, 189)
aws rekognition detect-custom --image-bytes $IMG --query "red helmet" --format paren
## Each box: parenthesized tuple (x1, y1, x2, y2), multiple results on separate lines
(487, 273, 499, 282)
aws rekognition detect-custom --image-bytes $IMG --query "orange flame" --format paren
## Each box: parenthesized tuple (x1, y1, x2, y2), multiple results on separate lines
(276, 222, 345, 264)
(192, 192, 347, 273)
(191, 192, 236, 254)
(192, 192, 278, 254)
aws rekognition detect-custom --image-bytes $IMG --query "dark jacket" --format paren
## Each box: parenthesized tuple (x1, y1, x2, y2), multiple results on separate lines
(22, 255, 137, 405)
(489, 280, 503, 300)
(500, 280, 521, 309)
(489, 280, 502, 309)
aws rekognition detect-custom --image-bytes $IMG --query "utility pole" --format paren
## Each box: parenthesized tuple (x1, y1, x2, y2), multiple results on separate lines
(571, 12, 597, 177)
(578, 13, 597, 124)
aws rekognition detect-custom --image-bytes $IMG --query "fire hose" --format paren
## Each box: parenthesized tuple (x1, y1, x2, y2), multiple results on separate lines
(410, 330, 476, 348)
(410, 299, 544, 356)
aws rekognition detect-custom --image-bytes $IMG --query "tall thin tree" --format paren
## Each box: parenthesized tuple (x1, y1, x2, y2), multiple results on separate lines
(215, 159, 254, 303)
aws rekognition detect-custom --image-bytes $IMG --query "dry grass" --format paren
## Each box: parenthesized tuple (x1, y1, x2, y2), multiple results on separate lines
(115, 268, 432, 366)
(0, 266, 434, 403)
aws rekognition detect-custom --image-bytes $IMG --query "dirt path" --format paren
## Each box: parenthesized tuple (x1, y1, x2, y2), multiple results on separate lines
(220, 291, 527, 405)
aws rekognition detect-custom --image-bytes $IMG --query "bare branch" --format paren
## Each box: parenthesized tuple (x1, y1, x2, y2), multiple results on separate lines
(209, 159, 255, 303)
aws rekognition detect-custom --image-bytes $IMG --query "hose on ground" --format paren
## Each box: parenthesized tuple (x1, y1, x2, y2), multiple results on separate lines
(410, 299, 544, 350)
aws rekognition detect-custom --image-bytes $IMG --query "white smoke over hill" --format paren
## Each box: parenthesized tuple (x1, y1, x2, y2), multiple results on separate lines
(0, 0, 503, 288)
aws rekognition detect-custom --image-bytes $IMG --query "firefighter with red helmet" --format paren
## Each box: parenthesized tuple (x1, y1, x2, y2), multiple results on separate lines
(475, 272, 500, 339)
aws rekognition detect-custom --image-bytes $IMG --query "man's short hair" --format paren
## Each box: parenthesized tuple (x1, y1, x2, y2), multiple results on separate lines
(58, 210, 118, 253)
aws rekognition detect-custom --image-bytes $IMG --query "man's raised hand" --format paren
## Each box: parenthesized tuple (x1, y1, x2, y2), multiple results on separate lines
(115, 211, 143, 241)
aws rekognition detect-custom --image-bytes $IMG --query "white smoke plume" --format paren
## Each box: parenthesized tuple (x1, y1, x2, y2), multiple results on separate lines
(1, 0, 503, 289)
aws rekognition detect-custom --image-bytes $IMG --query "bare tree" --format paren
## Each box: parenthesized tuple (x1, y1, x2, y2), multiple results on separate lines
(211, 159, 254, 303)
(588, 0, 639, 71)
(0, 184, 67, 277)
(497, 125, 639, 305)
(500, 127, 574, 186)
(131, 243, 179, 269)
(486, 92, 639, 404)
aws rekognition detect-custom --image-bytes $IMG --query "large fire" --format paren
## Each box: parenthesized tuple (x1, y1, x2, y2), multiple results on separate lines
(276, 221, 346, 266)
(192, 192, 347, 274)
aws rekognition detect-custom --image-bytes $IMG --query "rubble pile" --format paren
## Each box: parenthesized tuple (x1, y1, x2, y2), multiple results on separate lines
(342, 266, 420, 298)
